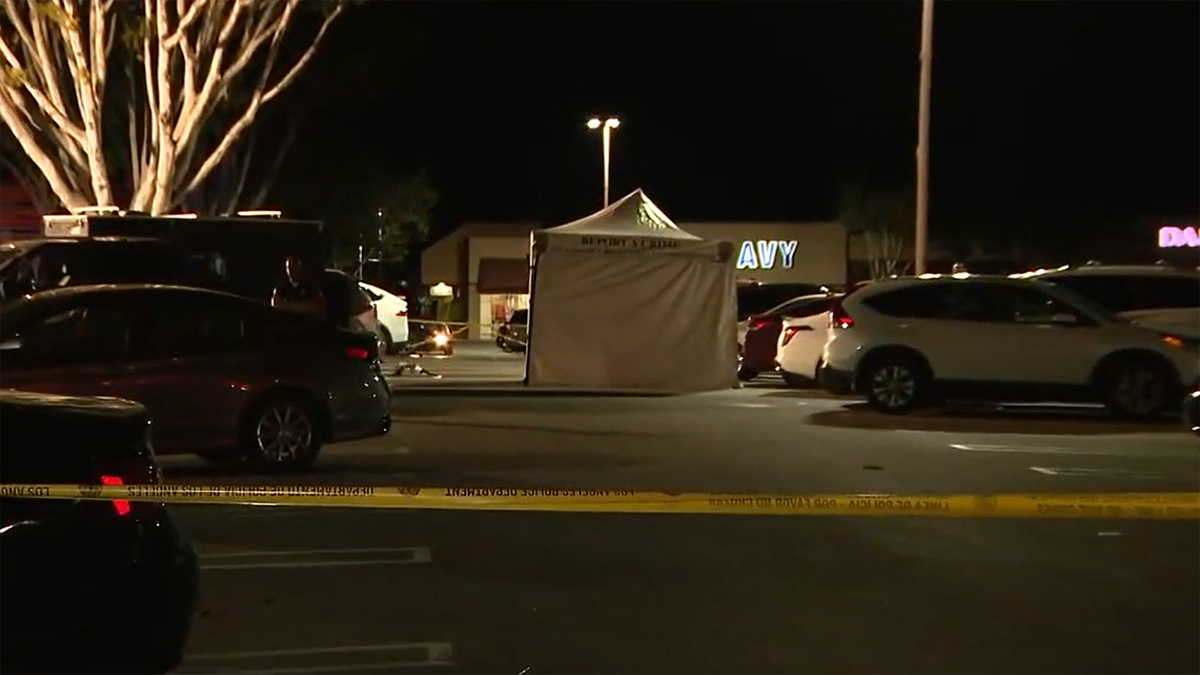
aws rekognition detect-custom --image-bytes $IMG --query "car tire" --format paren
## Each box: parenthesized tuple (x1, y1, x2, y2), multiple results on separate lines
(1099, 356, 1174, 421)
(1185, 390, 1200, 438)
(861, 355, 928, 414)
(239, 394, 323, 471)
(781, 371, 810, 388)
(737, 364, 759, 381)
(377, 325, 394, 355)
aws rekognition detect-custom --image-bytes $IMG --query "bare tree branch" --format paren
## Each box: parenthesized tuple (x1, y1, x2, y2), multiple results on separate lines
(178, 1, 343, 199)
(1, 0, 347, 215)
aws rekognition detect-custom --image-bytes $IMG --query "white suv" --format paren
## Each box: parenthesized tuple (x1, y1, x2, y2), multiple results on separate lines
(818, 275, 1199, 418)
(1013, 264, 1199, 338)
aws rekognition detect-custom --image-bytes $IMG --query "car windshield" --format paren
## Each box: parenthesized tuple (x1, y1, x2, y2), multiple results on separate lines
(0, 245, 25, 269)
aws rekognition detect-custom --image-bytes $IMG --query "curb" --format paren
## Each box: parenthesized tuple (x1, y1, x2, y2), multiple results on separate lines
(389, 379, 681, 397)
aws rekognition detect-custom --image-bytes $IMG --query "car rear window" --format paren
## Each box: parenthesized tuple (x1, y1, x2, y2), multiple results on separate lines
(767, 294, 838, 319)
(737, 284, 826, 319)
(862, 283, 972, 319)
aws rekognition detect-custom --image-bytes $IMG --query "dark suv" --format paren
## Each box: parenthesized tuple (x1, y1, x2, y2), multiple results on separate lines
(0, 237, 217, 302)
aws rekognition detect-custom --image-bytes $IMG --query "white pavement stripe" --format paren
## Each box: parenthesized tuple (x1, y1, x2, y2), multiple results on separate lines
(202, 547, 429, 559)
(236, 659, 453, 674)
(1029, 466, 1178, 480)
(949, 443, 1121, 456)
(188, 642, 454, 664)
(202, 558, 431, 571)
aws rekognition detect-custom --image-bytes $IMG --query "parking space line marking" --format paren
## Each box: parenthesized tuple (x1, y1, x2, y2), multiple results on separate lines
(1030, 466, 1175, 479)
(188, 641, 454, 663)
(202, 558, 432, 571)
(237, 659, 454, 674)
(202, 547, 428, 559)
(949, 443, 1109, 455)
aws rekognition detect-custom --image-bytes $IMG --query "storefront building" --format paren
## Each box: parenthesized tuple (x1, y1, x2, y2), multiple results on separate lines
(420, 220, 850, 339)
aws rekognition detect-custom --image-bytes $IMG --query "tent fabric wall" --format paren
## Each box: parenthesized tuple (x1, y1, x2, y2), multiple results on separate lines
(525, 189, 738, 393)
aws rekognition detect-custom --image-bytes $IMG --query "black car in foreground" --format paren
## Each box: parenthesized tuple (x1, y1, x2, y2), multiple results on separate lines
(0, 390, 198, 674)
(1186, 390, 1200, 438)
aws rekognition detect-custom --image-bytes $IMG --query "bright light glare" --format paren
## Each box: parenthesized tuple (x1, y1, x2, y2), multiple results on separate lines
(433, 333, 449, 346)
(587, 118, 601, 129)
(606, 118, 620, 128)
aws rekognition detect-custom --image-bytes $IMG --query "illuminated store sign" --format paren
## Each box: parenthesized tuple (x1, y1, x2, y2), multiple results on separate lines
(1158, 226, 1199, 248)
(736, 240, 798, 270)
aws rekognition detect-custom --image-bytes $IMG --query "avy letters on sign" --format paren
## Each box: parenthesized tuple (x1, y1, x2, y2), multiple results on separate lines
(736, 240, 798, 270)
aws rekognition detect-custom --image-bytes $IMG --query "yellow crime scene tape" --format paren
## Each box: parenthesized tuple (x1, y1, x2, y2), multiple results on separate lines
(1, 484, 1198, 520)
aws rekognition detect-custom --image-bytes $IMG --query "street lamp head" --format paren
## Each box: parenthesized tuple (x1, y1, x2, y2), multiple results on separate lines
(587, 118, 601, 129)
(606, 117, 620, 128)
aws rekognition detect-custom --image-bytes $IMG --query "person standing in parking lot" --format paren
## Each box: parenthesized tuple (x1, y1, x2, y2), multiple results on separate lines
(1, 257, 38, 302)
(272, 256, 325, 319)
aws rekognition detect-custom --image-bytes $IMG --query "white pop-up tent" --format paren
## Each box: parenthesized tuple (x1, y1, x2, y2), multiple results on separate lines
(524, 189, 738, 392)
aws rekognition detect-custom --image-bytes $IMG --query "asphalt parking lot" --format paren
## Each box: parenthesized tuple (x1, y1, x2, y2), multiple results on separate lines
(157, 342, 1198, 674)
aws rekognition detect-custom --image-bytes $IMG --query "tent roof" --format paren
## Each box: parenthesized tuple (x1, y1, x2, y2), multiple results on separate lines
(544, 189, 701, 240)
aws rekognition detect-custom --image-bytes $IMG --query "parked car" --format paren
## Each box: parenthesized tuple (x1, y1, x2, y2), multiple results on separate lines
(359, 282, 410, 354)
(407, 319, 454, 355)
(736, 282, 829, 349)
(818, 275, 1199, 418)
(0, 284, 391, 469)
(0, 390, 198, 674)
(0, 237, 218, 302)
(497, 308, 528, 352)
(740, 293, 839, 381)
(1014, 263, 1200, 338)
(321, 269, 379, 339)
(1186, 389, 1200, 438)
(775, 295, 843, 386)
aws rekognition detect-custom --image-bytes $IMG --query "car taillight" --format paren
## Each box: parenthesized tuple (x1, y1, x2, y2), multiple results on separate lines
(781, 326, 801, 346)
(99, 475, 131, 516)
(748, 317, 774, 331)
(95, 453, 160, 516)
(345, 347, 372, 360)
(396, 309, 407, 317)
(830, 301, 854, 329)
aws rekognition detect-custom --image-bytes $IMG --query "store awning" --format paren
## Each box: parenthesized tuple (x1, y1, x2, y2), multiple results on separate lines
(477, 257, 529, 294)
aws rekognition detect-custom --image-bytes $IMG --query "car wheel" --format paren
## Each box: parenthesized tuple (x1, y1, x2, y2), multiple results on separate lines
(862, 356, 927, 414)
(1185, 391, 1200, 437)
(737, 364, 759, 381)
(377, 325, 394, 355)
(1100, 357, 1173, 420)
(239, 394, 323, 471)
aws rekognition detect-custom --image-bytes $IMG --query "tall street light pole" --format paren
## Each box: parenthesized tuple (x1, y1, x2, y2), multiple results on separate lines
(915, 0, 934, 274)
(587, 116, 620, 207)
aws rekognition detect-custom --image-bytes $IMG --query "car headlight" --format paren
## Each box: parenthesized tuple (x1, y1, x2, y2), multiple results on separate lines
(433, 333, 449, 346)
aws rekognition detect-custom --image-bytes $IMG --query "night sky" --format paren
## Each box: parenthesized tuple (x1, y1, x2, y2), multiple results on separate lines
(276, 0, 1199, 250)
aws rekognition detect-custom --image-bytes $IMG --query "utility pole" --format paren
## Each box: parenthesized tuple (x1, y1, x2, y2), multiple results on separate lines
(915, 0, 934, 274)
